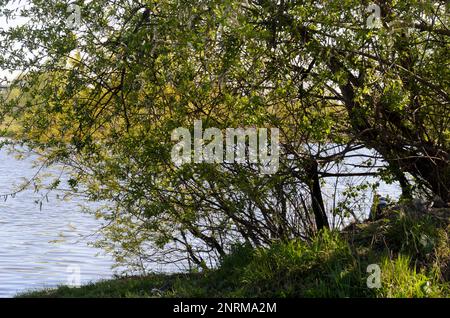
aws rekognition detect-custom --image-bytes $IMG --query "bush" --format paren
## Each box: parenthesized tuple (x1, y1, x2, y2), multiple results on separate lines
(18, 210, 450, 298)
(232, 227, 449, 298)
(239, 231, 367, 297)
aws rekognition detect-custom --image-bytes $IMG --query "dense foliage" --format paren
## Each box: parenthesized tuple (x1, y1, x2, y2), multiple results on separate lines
(0, 0, 449, 272)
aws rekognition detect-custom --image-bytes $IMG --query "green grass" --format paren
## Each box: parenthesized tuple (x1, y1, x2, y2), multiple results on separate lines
(378, 255, 445, 297)
(16, 273, 206, 298)
(17, 205, 450, 298)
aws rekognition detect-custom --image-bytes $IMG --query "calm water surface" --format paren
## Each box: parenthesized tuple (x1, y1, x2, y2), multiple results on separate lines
(0, 147, 115, 297)
(0, 144, 401, 297)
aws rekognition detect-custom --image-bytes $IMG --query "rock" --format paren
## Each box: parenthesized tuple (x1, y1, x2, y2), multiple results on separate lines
(378, 197, 388, 209)
(150, 288, 163, 296)
(431, 195, 448, 209)
(411, 198, 428, 213)
(369, 195, 389, 221)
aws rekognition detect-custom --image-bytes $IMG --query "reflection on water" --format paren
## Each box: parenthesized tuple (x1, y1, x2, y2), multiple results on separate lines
(0, 143, 402, 297)
(0, 146, 115, 297)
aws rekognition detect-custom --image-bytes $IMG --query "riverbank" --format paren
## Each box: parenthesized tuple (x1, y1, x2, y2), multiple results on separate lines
(17, 202, 450, 298)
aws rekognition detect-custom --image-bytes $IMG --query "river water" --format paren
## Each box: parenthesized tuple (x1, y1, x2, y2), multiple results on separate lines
(0, 142, 402, 297)
(0, 146, 115, 297)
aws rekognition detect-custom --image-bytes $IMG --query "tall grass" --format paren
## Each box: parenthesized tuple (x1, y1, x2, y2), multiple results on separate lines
(17, 211, 450, 298)
(377, 255, 445, 297)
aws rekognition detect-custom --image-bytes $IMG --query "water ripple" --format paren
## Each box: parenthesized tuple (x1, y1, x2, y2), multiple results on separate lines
(0, 147, 115, 297)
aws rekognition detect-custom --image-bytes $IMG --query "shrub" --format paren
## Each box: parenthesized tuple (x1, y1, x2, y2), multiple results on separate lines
(239, 231, 367, 297)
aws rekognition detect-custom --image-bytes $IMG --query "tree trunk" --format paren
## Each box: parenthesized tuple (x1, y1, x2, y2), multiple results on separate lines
(307, 159, 330, 231)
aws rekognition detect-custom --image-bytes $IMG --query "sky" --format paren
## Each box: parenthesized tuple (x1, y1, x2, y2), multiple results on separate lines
(0, 1, 30, 83)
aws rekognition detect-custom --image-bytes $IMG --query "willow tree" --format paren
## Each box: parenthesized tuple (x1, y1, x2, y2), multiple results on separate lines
(0, 0, 448, 270)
